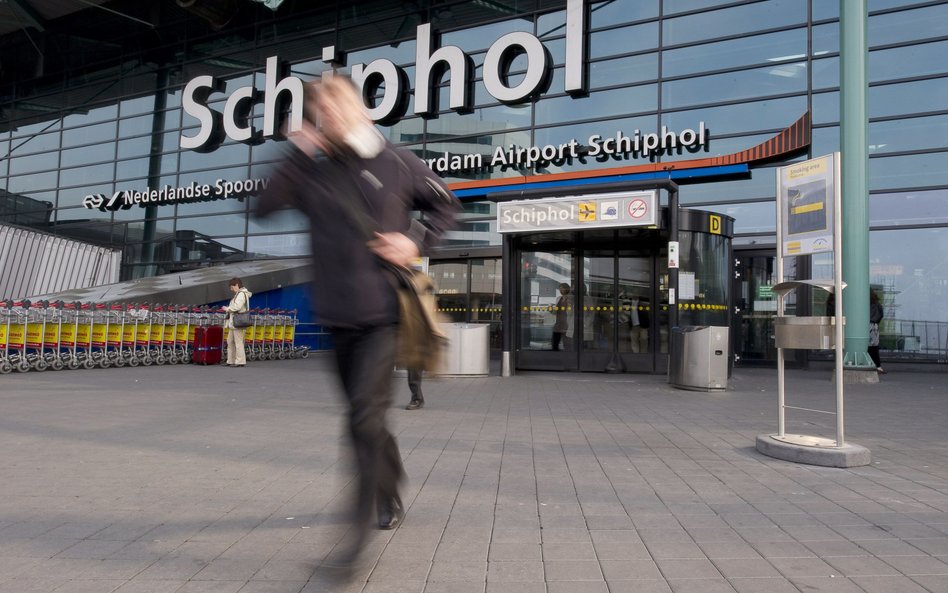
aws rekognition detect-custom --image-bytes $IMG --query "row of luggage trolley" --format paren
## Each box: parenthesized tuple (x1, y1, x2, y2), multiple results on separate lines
(0, 300, 309, 374)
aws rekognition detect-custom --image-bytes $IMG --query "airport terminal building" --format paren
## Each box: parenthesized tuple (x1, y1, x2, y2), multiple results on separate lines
(1, 0, 946, 371)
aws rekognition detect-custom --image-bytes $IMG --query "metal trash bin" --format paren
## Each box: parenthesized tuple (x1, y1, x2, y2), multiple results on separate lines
(439, 322, 489, 376)
(670, 325, 728, 391)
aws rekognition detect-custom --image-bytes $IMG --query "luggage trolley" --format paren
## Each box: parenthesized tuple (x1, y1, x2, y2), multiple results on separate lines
(91, 303, 111, 368)
(5, 301, 30, 372)
(262, 309, 278, 360)
(42, 301, 65, 371)
(135, 304, 156, 365)
(106, 304, 127, 368)
(25, 301, 50, 372)
(122, 304, 141, 367)
(0, 300, 26, 373)
(158, 305, 178, 364)
(273, 310, 288, 359)
(75, 303, 96, 369)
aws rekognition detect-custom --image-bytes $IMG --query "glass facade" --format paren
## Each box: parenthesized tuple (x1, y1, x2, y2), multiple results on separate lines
(2, 0, 947, 364)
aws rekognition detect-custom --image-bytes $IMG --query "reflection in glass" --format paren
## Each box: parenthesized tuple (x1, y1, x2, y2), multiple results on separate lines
(0, 190, 54, 227)
(812, 23, 839, 55)
(870, 115, 948, 155)
(869, 153, 948, 191)
(430, 261, 468, 322)
(247, 233, 311, 257)
(589, 54, 658, 88)
(581, 253, 614, 353)
(871, 78, 948, 118)
(617, 255, 651, 354)
(870, 190, 948, 227)
(663, 63, 807, 110)
(663, 29, 806, 78)
(871, 40, 948, 84)
(61, 121, 117, 147)
(6, 130, 60, 157)
(443, 219, 501, 248)
(8, 172, 58, 193)
(812, 57, 839, 90)
(869, 4, 948, 47)
(9, 151, 59, 175)
(678, 231, 729, 327)
(704, 201, 776, 234)
(470, 258, 503, 350)
(679, 167, 779, 204)
(441, 19, 530, 53)
(812, 91, 839, 124)
(521, 251, 574, 351)
(61, 142, 116, 168)
(662, 95, 807, 136)
(663, 0, 806, 46)
(589, 0, 658, 27)
(536, 85, 657, 126)
(60, 163, 115, 188)
(118, 114, 156, 138)
(869, 228, 948, 359)
(590, 23, 658, 59)
(175, 213, 247, 238)
(247, 209, 308, 234)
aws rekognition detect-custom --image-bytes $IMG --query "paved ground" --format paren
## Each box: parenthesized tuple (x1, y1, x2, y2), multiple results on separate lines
(1, 356, 947, 593)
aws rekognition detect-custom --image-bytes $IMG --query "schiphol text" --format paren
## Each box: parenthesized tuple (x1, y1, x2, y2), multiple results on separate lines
(427, 123, 706, 174)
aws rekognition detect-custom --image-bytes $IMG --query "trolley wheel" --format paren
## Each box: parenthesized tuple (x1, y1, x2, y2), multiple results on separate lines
(82, 358, 96, 370)
(16, 360, 30, 372)
(51, 359, 64, 371)
(155, 356, 166, 365)
(300, 349, 310, 359)
(33, 359, 48, 372)
(141, 355, 154, 366)
(0, 361, 12, 374)
(98, 358, 112, 369)
(277, 351, 287, 360)
(128, 356, 140, 367)
(67, 359, 80, 370)
(113, 357, 126, 368)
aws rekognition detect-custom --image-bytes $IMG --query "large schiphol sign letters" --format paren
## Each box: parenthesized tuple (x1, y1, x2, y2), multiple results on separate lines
(181, 0, 599, 152)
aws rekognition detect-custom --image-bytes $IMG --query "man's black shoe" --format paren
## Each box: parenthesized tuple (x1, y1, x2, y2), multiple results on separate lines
(406, 399, 424, 410)
(378, 498, 403, 530)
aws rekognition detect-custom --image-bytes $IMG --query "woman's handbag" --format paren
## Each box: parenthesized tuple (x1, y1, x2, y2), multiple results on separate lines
(232, 312, 253, 328)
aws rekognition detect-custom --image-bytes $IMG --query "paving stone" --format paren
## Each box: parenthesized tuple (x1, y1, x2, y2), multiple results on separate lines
(2, 363, 948, 593)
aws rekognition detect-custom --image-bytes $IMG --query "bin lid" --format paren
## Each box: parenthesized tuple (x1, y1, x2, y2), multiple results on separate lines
(772, 279, 846, 298)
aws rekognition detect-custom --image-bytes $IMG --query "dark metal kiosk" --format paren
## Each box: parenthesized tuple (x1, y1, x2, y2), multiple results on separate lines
(492, 180, 735, 376)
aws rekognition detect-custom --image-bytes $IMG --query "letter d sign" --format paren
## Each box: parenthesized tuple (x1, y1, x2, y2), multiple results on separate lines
(709, 214, 722, 235)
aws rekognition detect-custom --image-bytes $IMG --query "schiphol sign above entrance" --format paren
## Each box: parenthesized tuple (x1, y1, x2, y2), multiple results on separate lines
(497, 190, 658, 234)
(181, 0, 591, 152)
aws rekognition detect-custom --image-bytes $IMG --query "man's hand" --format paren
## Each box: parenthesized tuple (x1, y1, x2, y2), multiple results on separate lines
(368, 232, 419, 267)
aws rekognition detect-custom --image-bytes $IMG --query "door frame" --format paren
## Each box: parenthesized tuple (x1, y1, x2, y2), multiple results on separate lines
(513, 232, 667, 374)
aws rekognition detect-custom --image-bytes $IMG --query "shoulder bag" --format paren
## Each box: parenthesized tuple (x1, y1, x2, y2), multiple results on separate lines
(328, 149, 448, 372)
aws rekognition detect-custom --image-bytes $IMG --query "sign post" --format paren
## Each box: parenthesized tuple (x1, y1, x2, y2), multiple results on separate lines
(756, 153, 870, 467)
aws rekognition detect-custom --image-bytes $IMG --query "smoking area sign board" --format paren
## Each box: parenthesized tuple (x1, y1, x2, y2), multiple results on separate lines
(497, 190, 657, 233)
(777, 154, 838, 257)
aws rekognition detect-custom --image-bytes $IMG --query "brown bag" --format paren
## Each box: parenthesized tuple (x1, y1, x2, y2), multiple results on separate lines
(391, 266, 448, 372)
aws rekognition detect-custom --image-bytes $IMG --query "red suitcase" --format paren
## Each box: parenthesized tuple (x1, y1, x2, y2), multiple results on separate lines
(192, 326, 224, 365)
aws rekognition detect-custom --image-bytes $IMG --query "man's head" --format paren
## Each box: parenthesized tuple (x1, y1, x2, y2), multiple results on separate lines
(303, 75, 370, 149)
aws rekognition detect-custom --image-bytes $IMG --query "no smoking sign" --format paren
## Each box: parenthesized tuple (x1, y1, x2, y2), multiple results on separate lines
(628, 198, 649, 219)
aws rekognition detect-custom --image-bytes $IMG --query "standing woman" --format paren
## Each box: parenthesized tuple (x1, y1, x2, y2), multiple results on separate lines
(869, 290, 885, 374)
(223, 278, 252, 367)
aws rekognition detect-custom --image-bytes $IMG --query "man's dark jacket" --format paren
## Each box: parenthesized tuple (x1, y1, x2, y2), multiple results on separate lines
(255, 141, 460, 329)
